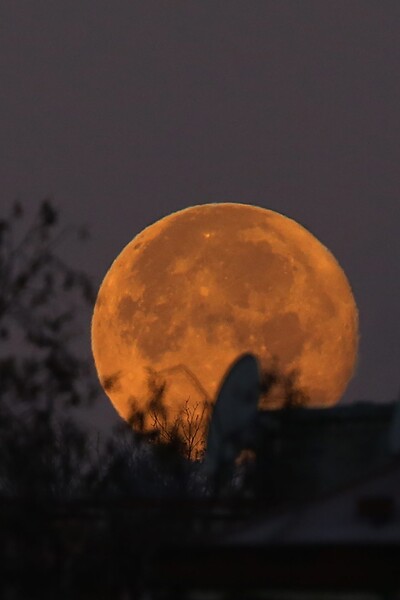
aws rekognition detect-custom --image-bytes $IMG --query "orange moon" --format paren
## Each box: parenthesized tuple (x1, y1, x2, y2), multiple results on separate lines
(92, 203, 358, 429)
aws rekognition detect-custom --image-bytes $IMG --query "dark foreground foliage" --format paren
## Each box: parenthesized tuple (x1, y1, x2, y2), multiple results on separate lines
(0, 201, 322, 599)
(0, 201, 210, 598)
(0, 200, 208, 501)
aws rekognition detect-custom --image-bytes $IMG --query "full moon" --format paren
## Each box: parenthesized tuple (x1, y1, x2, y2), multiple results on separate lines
(92, 203, 358, 434)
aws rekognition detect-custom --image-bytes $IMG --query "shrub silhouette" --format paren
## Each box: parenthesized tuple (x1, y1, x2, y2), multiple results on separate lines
(0, 200, 205, 501)
(0, 200, 99, 499)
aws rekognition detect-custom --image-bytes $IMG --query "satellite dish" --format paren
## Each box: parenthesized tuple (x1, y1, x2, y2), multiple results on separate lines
(204, 353, 260, 486)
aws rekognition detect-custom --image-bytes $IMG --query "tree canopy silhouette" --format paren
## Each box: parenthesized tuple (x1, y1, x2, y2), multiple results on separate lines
(0, 200, 98, 499)
(0, 200, 204, 501)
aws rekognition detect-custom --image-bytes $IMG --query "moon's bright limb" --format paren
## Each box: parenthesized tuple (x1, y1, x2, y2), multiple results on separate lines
(91, 203, 358, 431)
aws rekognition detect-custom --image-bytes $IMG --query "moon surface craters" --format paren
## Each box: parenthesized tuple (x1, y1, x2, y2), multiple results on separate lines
(92, 203, 359, 428)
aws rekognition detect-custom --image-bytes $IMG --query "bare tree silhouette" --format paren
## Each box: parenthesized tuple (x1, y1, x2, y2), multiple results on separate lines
(180, 399, 209, 460)
(124, 364, 212, 461)
(150, 397, 210, 460)
(259, 358, 309, 409)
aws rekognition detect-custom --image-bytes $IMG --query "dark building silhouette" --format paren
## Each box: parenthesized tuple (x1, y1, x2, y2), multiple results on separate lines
(254, 401, 398, 503)
(146, 401, 400, 599)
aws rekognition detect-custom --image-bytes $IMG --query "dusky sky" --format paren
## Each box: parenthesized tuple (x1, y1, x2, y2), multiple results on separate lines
(1, 1, 400, 429)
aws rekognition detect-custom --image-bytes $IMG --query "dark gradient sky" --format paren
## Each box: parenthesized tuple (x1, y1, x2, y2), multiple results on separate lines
(1, 1, 400, 427)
